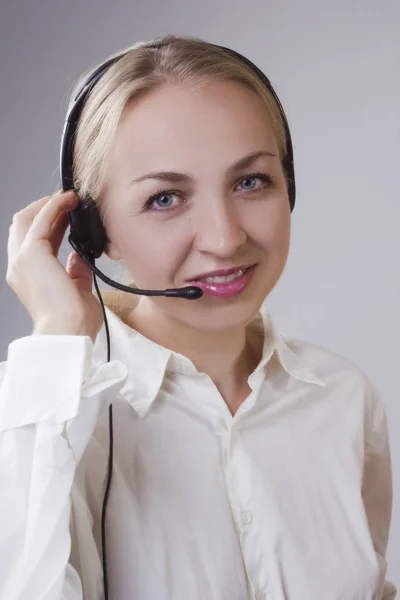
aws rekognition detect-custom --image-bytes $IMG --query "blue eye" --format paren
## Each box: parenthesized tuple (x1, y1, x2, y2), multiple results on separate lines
(143, 171, 274, 213)
(239, 176, 260, 190)
(151, 192, 176, 209)
(237, 172, 274, 191)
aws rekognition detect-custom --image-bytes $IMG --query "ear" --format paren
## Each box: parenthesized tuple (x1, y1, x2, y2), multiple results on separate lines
(104, 238, 121, 261)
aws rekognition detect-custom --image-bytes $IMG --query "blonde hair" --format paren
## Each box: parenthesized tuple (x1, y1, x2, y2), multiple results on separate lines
(68, 33, 289, 315)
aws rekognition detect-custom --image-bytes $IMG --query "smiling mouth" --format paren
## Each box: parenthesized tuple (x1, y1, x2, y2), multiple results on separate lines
(187, 263, 255, 282)
(186, 265, 257, 298)
(195, 266, 251, 284)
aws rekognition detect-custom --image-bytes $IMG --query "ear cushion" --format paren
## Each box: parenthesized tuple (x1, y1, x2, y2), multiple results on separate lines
(67, 197, 107, 259)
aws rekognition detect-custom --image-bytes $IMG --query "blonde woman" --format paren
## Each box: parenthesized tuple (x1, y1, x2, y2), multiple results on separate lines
(0, 34, 396, 600)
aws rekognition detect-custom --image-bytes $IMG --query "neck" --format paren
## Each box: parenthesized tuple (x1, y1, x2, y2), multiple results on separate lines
(125, 298, 264, 407)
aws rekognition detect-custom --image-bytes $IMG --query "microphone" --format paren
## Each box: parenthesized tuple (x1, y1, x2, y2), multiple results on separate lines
(68, 235, 203, 300)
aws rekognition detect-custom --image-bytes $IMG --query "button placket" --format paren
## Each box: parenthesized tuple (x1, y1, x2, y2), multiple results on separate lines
(224, 428, 254, 534)
(222, 425, 240, 460)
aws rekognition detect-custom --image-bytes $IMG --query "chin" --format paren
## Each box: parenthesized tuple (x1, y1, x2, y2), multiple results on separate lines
(167, 294, 264, 331)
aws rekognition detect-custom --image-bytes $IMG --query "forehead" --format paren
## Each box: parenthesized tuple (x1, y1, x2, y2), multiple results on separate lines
(112, 80, 279, 163)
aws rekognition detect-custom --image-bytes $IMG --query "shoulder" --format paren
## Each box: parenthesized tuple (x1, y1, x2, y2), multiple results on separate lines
(282, 333, 365, 376)
(280, 333, 381, 407)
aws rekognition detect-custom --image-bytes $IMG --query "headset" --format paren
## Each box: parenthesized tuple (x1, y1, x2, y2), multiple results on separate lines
(59, 40, 296, 600)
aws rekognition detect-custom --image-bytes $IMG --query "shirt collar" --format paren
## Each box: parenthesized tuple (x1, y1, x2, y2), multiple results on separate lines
(93, 300, 326, 418)
(251, 303, 327, 388)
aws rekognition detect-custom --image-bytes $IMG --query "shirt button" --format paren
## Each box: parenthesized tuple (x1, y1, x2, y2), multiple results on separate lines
(241, 510, 253, 525)
(255, 592, 270, 600)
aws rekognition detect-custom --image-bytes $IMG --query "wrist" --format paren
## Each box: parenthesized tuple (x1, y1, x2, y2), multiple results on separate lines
(32, 318, 91, 339)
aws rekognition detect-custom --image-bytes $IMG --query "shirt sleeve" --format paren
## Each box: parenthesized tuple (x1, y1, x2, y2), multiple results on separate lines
(0, 334, 128, 600)
(362, 382, 397, 600)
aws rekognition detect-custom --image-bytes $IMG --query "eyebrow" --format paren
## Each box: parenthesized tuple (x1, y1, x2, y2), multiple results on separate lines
(129, 150, 277, 186)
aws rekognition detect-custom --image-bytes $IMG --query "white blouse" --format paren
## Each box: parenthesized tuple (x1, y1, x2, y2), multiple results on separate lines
(0, 301, 396, 600)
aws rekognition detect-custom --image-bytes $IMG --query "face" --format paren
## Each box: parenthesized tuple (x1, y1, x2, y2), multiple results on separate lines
(102, 79, 291, 333)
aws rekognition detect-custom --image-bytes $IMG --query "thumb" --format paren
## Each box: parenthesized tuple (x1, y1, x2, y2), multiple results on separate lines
(66, 251, 93, 292)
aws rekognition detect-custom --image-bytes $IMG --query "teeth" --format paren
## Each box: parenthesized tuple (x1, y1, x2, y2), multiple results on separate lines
(202, 268, 245, 284)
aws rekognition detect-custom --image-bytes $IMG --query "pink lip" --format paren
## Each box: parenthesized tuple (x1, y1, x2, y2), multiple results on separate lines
(187, 265, 256, 298)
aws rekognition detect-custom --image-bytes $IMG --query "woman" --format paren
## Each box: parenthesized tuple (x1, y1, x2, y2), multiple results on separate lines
(0, 34, 396, 600)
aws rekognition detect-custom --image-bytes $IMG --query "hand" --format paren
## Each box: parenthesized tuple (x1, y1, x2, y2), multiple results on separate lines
(6, 190, 104, 343)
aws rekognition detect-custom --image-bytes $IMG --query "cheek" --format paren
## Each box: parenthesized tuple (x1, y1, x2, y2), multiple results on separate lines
(271, 216, 291, 251)
(253, 202, 291, 254)
(115, 218, 188, 283)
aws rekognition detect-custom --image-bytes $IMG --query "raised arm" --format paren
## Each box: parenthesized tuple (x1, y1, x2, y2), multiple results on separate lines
(0, 334, 127, 600)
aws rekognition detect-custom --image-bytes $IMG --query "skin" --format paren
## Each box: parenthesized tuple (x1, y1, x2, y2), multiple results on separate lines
(101, 79, 291, 415)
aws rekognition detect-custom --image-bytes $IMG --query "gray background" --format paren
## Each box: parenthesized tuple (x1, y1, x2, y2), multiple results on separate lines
(1, 0, 399, 588)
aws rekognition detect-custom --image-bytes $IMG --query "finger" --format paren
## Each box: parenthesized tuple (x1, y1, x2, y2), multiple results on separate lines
(8, 191, 64, 255)
(17, 191, 62, 220)
(25, 190, 78, 244)
(66, 251, 93, 293)
(49, 210, 70, 255)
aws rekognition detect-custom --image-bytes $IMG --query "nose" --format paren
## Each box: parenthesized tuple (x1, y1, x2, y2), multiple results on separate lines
(193, 198, 247, 258)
